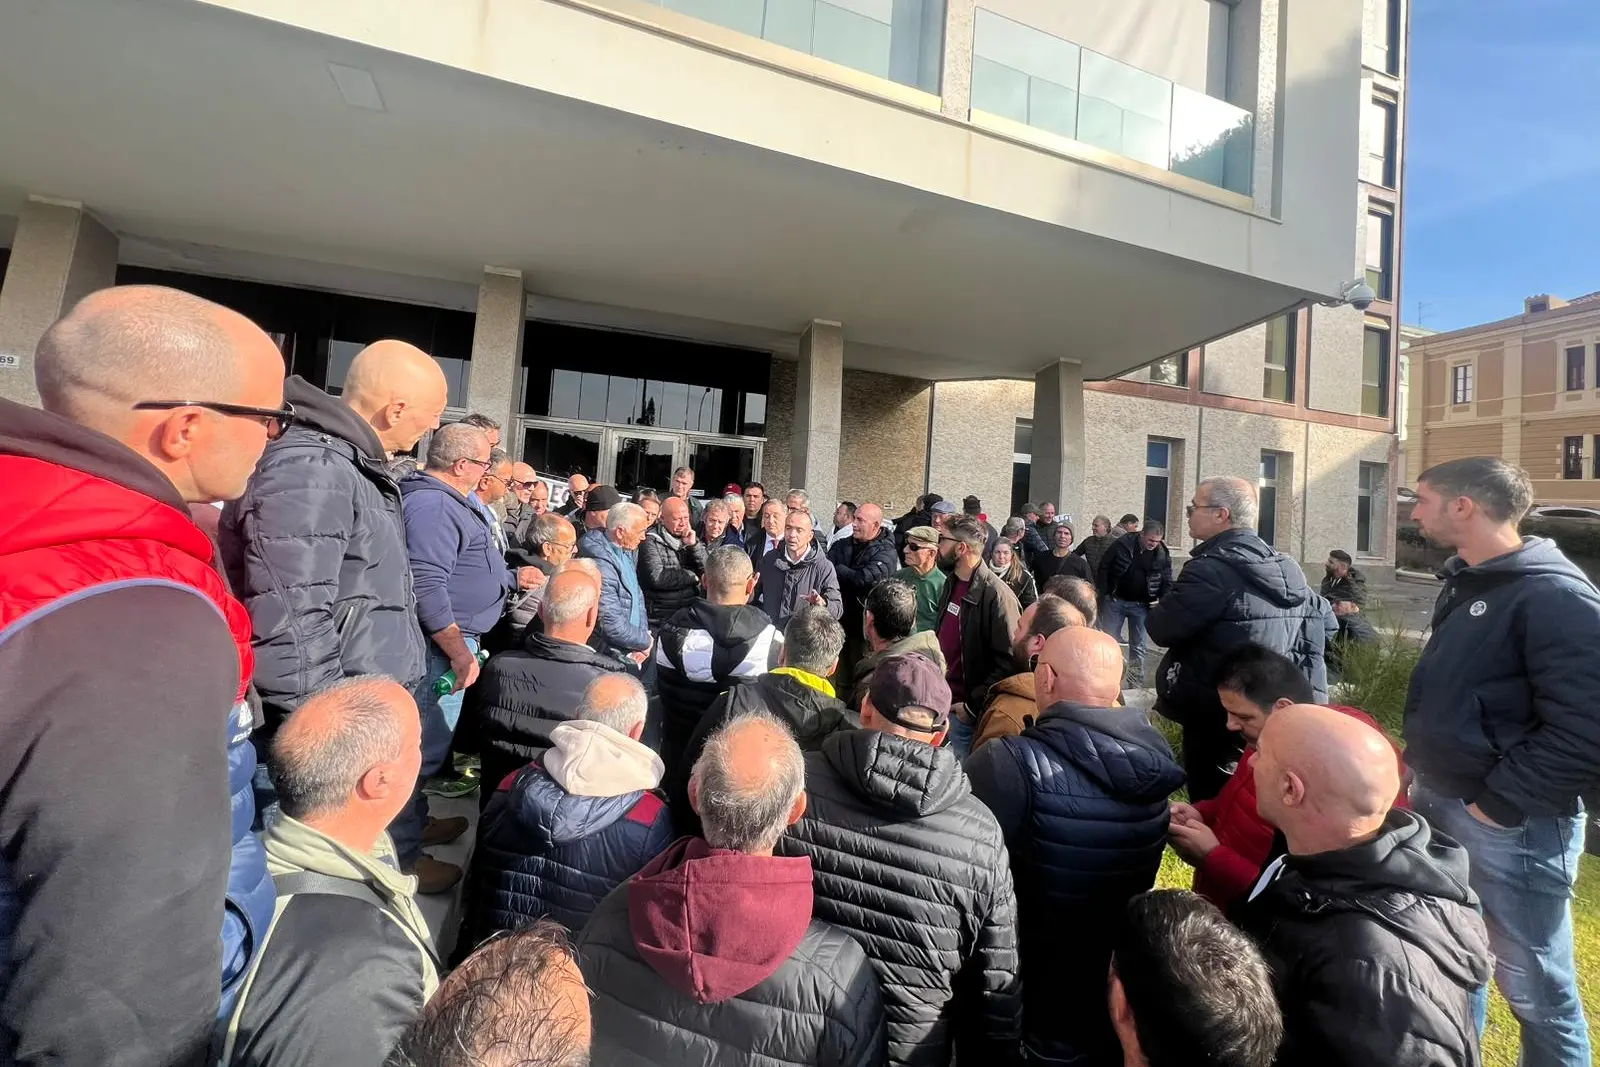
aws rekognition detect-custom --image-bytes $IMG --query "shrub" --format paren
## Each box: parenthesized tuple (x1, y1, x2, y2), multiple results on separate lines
(1331, 607, 1420, 742)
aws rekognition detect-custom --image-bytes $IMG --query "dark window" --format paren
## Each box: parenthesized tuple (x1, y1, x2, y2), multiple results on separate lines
(1363, 327, 1391, 417)
(1563, 436, 1584, 480)
(1451, 363, 1474, 405)
(1264, 313, 1295, 402)
(521, 321, 770, 436)
(1357, 462, 1382, 554)
(1367, 98, 1396, 187)
(1594, 438, 1600, 480)
(1150, 355, 1187, 386)
(1014, 418, 1034, 455)
(114, 265, 476, 407)
(1144, 438, 1172, 528)
(1566, 346, 1586, 392)
(1366, 210, 1393, 300)
(1529, 299, 1550, 313)
(1258, 451, 1279, 546)
(1011, 461, 1033, 518)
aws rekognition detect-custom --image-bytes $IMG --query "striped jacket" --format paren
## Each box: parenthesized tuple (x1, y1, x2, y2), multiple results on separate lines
(653, 600, 780, 778)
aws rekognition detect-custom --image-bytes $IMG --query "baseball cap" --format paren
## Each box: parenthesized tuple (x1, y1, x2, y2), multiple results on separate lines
(585, 485, 624, 513)
(868, 654, 952, 731)
(723, 482, 743, 496)
(905, 525, 939, 549)
(930, 500, 958, 516)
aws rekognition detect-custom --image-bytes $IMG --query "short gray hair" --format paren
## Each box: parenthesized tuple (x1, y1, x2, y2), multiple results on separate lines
(785, 488, 810, 507)
(606, 501, 646, 536)
(35, 285, 242, 424)
(1001, 517, 1027, 538)
(782, 605, 845, 674)
(270, 675, 407, 820)
(722, 493, 743, 509)
(540, 569, 598, 628)
(487, 447, 510, 472)
(426, 423, 490, 471)
(1198, 476, 1258, 531)
(575, 674, 648, 735)
(529, 513, 574, 549)
(704, 499, 731, 522)
(1420, 457, 1532, 524)
(705, 545, 754, 598)
(691, 711, 805, 853)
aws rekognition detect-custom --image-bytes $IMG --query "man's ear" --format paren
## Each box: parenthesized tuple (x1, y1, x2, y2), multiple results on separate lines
(688, 776, 701, 817)
(627, 720, 645, 742)
(786, 790, 808, 827)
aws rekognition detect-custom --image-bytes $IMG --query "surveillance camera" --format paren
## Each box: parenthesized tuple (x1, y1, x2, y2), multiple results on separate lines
(1338, 280, 1377, 311)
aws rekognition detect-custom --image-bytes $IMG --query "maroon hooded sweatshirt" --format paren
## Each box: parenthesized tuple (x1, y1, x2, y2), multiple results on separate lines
(579, 836, 888, 1066)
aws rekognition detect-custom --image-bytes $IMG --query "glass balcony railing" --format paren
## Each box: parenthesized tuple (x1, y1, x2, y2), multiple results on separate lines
(642, 0, 946, 94)
(970, 9, 1254, 196)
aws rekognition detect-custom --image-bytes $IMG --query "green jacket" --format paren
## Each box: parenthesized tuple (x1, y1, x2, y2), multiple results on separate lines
(845, 629, 949, 710)
(895, 564, 949, 633)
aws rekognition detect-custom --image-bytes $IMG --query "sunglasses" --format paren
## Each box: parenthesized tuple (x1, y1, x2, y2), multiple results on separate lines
(1184, 503, 1225, 517)
(133, 399, 297, 440)
(508, 479, 537, 491)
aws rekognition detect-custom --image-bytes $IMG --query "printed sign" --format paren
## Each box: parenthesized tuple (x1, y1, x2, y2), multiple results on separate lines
(0, 353, 20, 370)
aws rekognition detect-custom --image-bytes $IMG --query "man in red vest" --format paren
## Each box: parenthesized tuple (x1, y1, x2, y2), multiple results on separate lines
(0, 285, 286, 1066)
(1168, 641, 1410, 911)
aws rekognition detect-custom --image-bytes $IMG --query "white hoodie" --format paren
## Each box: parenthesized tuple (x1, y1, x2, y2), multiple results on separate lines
(543, 719, 666, 798)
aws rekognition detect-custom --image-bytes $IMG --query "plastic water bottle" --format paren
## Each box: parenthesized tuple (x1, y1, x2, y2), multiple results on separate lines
(433, 649, 490, 696)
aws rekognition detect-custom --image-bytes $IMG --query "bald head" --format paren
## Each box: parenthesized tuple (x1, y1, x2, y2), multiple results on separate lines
(662, 495, 693, 538)
(1254, 704, 1399, 852)
(541, 568, 600, 640)
(35, 285, 285, 502)
(854, 502, 883, 540)
(1035, 625, 1125, 708)
(555, 557, 602, 591)
(575, 673, 650, 736)
(690, 712, 807, 854)
(341, 340, 449, 453)
(269, 676, 420, 830)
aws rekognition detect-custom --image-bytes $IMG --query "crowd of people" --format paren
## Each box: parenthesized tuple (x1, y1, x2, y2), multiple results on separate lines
(1, 283, 1597, 1067)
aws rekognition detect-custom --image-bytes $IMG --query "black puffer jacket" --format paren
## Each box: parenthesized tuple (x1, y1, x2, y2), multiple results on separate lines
(966, 701, 1186, 1066)
(653, 600, 780, 779)
(220, 376, 426, 732)
(1147, 529, 1337, 723)
(779, 731, 1022, 1067)
(473, 630, 630, 798)
(637, 525, 708, 628)
(668, 671, 857, 838)
(1236, 809, 1492, 1067)
(828, 528, 899, 617)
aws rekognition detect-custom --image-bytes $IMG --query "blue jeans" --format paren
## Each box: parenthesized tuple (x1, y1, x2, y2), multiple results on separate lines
(390, 635, 477, 869)
(1101, 598, 1149, 683)
(1413, 779, 1591, 1067)
(947, 713, 975, 762)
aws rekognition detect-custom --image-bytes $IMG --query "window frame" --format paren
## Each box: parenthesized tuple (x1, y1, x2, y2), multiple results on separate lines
(1563, 436, 1584, 480)
(1565, 345, 1587, 393)
(1366, 208, 1394, 301)
(1450, 362, 1474, 406)
(1362, 324, 1392, 418)
(1367, 96, 1397, 188)
(1263, 313, 1296, 403)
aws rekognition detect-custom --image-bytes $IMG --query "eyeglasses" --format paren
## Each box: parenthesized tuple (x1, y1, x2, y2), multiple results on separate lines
(549, 540, 577, 553)
(1184, 503, 1225, 517)
(133, 400, 297, 440)
(460, 456, 493, 471)
(508, 479, 537, 491)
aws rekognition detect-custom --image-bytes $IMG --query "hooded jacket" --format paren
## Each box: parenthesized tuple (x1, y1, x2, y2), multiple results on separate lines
(637, 524, 709, 629)
(464, 720, 673, 944)
(1237, 809, 1493, 1067)
(1191, 706, 1411, 910)
(474, 629, 632, 798)
(966, 701, 1186, 1066)
(577, 838, 888, 1066)
(1147, 529, 1337, 724)
(756, 541, 845, 626)
(653, 600, 781, 775)
(844, 630, 947, 711)
(971, 671, 1037, 754)
(400, 470, 516, 638)
(1100, 531, 1174, 603)
(0, 398, 271, 1067)
(1403, 537, 1600, 825)
(578, 527, 652, 659)
(667, 669, 858, 837)
(931, 563, 1023, 711)
(828, 528, 900, 617)
(224, 818, 438, 1067)
(221, 376, 426, 732)
(779, 731, 1022, 1067)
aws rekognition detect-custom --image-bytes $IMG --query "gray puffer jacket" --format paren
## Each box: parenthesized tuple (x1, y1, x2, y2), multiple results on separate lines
(221, 377, 426, 733)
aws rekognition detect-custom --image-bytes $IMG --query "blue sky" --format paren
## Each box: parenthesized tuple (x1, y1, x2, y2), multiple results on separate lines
(1403, 0, 1600, 331)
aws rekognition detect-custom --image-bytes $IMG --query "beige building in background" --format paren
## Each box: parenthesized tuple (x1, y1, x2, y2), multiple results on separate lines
(1406, 292, 1600, 506)
(0, 0, 1400, 565)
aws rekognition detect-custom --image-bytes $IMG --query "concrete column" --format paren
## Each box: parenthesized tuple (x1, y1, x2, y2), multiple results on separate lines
(938, 0, 976, 119)
(1227, 0, 1281, 215)
(1028, 360, 1086, 525)
(464, 267, 526, 438)
(0, 198, 118, 406)
(790, 320, 844, 510)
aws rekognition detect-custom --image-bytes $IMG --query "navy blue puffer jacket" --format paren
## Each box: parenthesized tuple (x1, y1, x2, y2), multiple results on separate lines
(461, 720, 674, 949)
(966, 701, 1185, 1066)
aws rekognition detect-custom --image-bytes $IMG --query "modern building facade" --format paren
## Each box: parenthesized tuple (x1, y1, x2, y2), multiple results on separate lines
(1406, 292, 1600, 507)
(0, 0, 1399, 562)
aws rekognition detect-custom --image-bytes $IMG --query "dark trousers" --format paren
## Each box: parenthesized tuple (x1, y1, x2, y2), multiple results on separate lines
(1182, 713, 1246, 802)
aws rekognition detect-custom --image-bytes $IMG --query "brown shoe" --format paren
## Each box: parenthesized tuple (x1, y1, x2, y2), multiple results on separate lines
(420, 815, 469, 848)
(413, 855, 463, 895)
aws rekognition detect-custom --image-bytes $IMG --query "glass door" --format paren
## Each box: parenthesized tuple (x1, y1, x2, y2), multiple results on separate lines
(610, 430, 680, 496)
(686, 435, 763, 497)
(518, 418, 604, 483)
